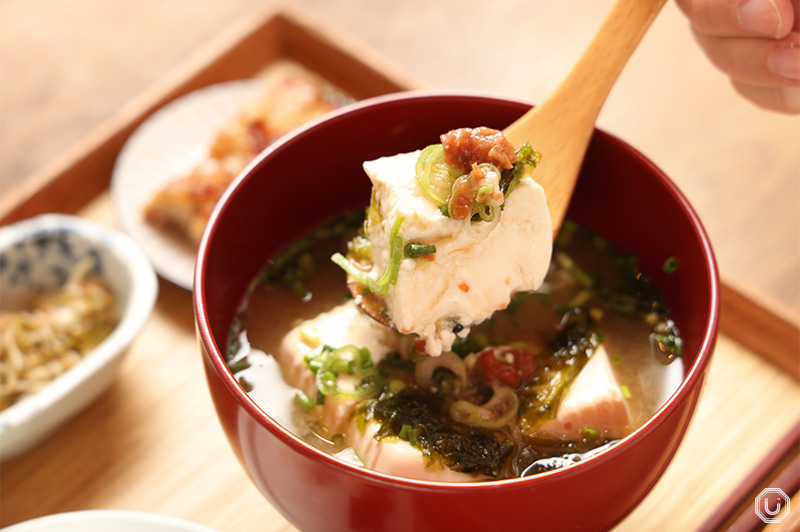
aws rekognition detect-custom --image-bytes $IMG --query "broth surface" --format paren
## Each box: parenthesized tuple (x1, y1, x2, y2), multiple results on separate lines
(227, 213, 683, 480)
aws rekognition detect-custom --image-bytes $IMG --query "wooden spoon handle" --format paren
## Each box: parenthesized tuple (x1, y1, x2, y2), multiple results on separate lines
(503, 0, 668, 233)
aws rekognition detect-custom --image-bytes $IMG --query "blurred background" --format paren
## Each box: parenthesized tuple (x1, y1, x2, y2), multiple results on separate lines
(1, 0, 798, 314)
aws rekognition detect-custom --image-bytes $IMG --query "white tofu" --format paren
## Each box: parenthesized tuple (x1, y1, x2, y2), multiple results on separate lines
(363, 151, 552, 355)
(538, 346, 631, 440)
(347, 419, 482, 482)
(277, 301, 481, 481)
(276, 300, 404, 433)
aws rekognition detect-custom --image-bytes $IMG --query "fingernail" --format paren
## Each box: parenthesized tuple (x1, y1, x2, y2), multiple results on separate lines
(738, 0, 783, 38)
(769, 43, 800, 81)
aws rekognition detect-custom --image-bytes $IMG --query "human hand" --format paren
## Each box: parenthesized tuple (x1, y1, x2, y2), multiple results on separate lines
(675, 0, 800, 113)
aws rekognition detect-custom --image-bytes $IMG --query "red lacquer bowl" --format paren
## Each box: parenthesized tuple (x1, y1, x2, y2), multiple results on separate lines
(194, 92, 719, 532)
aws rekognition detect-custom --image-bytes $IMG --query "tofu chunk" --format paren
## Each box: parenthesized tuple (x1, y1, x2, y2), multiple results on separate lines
(276, 301, 404, 433)
(539, 346, 631, 440)
(363, 151, 552, 356)
(347, 419, 482, 482)
(277, 301, 481, 481)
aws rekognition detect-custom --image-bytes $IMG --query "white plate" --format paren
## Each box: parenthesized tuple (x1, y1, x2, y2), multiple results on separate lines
(111, 79, 268, 290)
(2, 510, 219, 532)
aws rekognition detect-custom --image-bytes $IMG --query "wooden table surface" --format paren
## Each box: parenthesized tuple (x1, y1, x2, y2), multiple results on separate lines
(1, 1, 799, 531)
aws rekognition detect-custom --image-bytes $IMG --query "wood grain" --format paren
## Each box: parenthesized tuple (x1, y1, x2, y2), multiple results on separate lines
(0, 7, 422, 225)
(3, 0, 797, 313)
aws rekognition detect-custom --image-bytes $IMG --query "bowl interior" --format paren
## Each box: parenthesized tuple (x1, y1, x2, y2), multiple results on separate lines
(197, 90, 718, 476)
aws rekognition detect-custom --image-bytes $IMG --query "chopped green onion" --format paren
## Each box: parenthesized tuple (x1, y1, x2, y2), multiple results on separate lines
(415, 144, 461, 206)
(396, 424, 419, 446)
(228, 358, 250, 374)
(581, 427, 599, 441)
(662, 256, 678, 274)
(569, 264, 595, 288)
(408, 428, 419, 447)
(358, 348, 373, 368)
(317, 370, 339, 395)
(404, 243, 436, 258)
(307, 345, 383, 401)
(555, 219, 578, 248)
(620, 384, 632, 400)
(331, 358, 351, 375)
(299, 325, 320, 348)
(554, 252, 595, 287)
(331, 216, 405, 295)
(331, 252, 373, 285)
(295, 390, 314, 410)
(378, 216, 405, 290)
(387, 379, 406, 394)
(238, 376, 253, 393)
(611, 353, 622, 365)
(569, 290, 593, 308)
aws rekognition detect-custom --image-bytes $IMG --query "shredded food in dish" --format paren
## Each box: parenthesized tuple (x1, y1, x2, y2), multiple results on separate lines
(0, 258, 119, 410)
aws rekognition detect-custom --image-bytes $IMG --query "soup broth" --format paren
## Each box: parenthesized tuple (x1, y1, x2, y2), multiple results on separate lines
(226, 212, 683, 481)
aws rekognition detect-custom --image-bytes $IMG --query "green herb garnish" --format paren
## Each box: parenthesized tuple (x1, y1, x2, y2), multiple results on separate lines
(331, 215, 405, 295)
(404, 243, 436, 258)
(581, 427, 600, 441)
(304, 345, 383, 403)
(415, 144, 462, 206)
(662, 256, 678, 274)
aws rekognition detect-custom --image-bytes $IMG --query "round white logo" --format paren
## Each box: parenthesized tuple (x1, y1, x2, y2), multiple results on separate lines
(755, 488, 791, 524)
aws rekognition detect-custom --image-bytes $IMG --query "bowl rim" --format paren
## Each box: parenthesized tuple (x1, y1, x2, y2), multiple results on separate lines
(0, 214, 159, 451)
(194, 89, 720, 490)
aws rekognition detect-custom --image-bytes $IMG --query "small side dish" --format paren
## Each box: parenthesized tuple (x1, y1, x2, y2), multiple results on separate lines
(142, 63, 346, 246)
(112, 62, 351, 289)
(0, 215, 157, 460)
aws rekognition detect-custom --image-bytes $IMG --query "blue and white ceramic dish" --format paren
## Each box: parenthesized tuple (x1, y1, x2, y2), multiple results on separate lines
(0, 215, 158, 460)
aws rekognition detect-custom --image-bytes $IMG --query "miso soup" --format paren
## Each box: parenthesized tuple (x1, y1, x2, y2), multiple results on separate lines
(226, 212, 683, 481)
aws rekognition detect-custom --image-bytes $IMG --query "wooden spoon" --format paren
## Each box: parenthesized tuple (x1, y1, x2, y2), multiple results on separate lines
(503, 0, 667, 235)
(352, 0, 668, 328)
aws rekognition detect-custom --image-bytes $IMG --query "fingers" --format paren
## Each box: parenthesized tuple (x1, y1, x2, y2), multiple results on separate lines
(675, 0, 800, 113)
(694, 31, 800, 86)
(675, 0, 796, 38)
(732, 80, 800, 112)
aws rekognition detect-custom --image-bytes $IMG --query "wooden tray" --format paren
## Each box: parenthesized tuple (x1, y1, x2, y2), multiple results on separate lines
(1, 6, 798, 531)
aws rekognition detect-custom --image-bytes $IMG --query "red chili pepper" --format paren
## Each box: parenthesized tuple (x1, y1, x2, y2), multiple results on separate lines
(476, 347, 537, 389)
